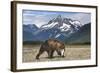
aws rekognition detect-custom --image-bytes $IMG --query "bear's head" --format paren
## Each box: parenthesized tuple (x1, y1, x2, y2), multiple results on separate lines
(57, 49, 65, 57)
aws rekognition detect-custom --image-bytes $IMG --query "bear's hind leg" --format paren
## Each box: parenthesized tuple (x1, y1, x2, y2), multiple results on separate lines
(48, 50, 54, 58)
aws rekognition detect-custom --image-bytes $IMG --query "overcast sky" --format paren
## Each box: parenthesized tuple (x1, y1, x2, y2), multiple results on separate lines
(23, 10, 91, 28)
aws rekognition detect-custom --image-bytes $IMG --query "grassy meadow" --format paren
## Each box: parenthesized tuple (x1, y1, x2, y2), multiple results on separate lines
(22, 44, 91, 63)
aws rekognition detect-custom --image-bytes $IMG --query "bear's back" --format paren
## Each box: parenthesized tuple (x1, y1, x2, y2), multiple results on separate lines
(47, 39, 65, 49)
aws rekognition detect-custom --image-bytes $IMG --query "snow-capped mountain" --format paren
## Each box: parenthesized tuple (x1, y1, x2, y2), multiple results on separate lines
(38, 15, 83, 40)
(41, 15, 82, 33)
(23, 15, 90, 44)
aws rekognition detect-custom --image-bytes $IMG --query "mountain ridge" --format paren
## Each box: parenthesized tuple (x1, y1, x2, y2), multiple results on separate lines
(23, 15, 91, 44)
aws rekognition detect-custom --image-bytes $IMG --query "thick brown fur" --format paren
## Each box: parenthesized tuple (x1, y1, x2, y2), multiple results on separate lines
(36, 39, 65, 59)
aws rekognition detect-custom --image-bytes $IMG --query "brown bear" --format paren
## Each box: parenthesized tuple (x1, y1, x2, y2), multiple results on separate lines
(36, 39, 65, 59)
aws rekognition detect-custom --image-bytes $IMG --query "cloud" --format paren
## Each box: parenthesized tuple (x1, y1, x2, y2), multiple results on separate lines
(23, 14, 50, 27)
(23, 10, 91, 27)
(63, 13, 91, 24)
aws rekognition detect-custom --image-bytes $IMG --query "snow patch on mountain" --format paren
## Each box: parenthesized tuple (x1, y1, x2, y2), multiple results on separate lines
(60, 23, 71, 32)
(55, 33, 61, 38)
(41, 22, 58, 29)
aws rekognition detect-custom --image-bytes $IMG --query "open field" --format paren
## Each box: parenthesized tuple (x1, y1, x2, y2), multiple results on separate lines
(23, 44, 91, 62)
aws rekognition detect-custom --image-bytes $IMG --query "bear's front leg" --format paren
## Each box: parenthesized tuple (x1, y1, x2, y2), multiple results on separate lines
(48, 50, 54, 59)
